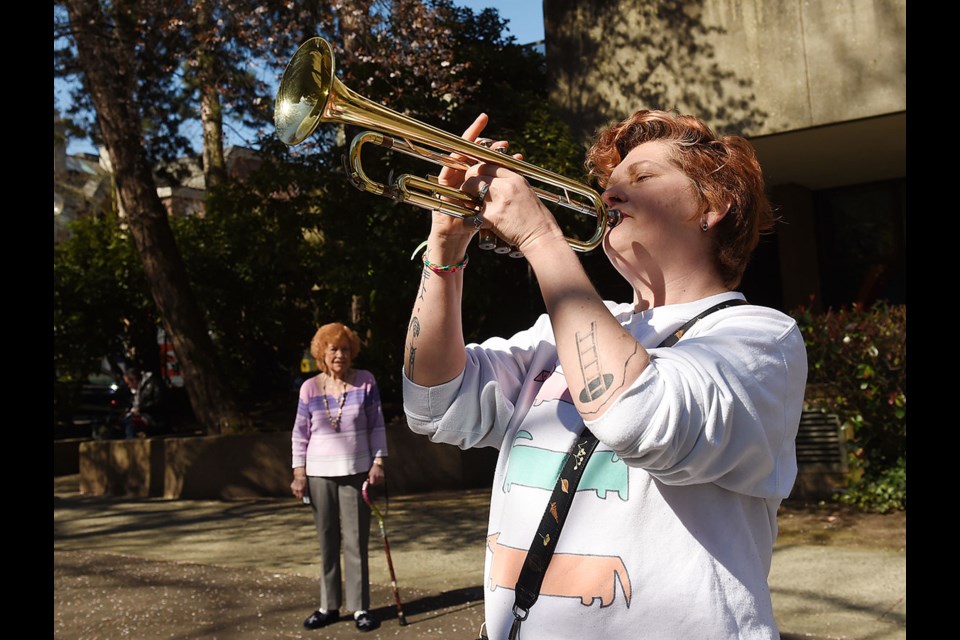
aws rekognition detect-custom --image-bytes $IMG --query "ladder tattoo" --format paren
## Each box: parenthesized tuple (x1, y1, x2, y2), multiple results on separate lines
(576, 321, 614, 403)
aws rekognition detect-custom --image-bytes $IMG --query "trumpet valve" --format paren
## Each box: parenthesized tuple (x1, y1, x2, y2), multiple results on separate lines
(477, 230, 498, 251)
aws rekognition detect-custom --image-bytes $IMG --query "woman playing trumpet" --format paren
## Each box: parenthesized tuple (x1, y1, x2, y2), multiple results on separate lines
(402, 110, 807, 639)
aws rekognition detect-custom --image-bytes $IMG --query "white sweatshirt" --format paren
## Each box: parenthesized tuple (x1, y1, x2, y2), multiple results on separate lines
(403, 292, 808, 640)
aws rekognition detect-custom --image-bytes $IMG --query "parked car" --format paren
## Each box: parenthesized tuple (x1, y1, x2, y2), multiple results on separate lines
(54, 372, 131, 440)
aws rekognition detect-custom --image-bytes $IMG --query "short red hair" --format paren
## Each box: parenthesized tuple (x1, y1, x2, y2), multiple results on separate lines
(310, 322, 361, 373)
(585, 110, 775, 288)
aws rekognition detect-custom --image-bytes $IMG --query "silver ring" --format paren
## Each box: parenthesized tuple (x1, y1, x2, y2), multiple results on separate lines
(476, 137, 495, 148)
(477, 181, 491, 201)
(471, 215, 483, 229)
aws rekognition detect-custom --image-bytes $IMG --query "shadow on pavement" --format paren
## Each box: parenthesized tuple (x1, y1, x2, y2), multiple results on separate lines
(378, 585, 485, 622)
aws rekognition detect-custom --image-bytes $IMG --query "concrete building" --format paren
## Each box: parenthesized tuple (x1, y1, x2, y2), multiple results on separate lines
(543, 0, 906, 312)
(151, 146, 264, 219)
(53, 113, 264, 240)
(53, 116, 114, 243)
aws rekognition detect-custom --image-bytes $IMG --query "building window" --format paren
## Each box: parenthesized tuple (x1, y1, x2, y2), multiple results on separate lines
(814, 178, 906, 308)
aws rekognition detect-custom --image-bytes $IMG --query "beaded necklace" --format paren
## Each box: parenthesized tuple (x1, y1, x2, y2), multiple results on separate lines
(321, 373, 349, 431)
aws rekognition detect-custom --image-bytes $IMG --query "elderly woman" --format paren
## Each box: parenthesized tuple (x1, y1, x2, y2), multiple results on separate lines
(402, 111, 807, 639)
(291, 322, 387, 633)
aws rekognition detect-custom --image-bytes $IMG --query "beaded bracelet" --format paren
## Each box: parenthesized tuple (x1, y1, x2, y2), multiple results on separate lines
(422, 253, 469, 274)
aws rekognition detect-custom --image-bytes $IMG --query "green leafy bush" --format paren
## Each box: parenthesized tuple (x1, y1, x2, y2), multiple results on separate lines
(54, 213, 158, 426)
(839, 457, 906, 514)
(791, 302, 906, 512)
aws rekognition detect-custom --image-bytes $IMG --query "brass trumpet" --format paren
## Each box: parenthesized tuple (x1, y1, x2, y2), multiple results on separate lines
(274, 37, 620, 253)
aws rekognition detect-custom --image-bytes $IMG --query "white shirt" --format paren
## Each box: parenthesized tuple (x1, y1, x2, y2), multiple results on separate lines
(403, 292, 807, 639)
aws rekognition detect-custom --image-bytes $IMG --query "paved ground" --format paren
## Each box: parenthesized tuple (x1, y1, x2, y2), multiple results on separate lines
(53, 476, 905, 639)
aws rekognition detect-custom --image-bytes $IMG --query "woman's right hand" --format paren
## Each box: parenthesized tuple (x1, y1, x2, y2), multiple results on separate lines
(291, 468, 307, 500)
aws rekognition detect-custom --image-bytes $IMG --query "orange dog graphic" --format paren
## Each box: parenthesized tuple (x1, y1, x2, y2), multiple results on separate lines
(486, 533, 632, 608)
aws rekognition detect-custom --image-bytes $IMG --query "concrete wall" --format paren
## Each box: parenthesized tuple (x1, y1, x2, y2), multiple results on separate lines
(701, 0, 906, 132)
(790, 465, 847, 502)
(54, 439, 85, 477)
(72, 417, 840, 501)
(73, 422, 841, 501)
(544, 0, 906, 139)
(80, 437, 167, 497)
(78, 418, 499, 499)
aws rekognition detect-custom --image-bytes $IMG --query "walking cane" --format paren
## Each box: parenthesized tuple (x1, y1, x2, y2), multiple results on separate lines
(362, 480, 408, 626)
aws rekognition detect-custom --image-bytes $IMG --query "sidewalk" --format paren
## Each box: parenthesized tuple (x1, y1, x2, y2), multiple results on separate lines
(53, 475, 905, 639)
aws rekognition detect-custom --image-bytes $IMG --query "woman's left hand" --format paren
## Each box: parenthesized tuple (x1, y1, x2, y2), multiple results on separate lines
(424, 113, 522, 264)
(463, 163, 565, 257)
(367, 461, 385, 487)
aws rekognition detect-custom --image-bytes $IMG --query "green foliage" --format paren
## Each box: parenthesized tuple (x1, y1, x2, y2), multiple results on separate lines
(53, 1, 605, 422)
(836, 457, 906, 514)
(791, 301, 906, 512)
(171, 147, 330, 398)
(257, 3, 598, 410)
(55, 0, 331, 164)
(53, 214, 157, 421)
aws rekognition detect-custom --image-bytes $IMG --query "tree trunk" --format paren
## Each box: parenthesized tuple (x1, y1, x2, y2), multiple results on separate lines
(64, 0, 249, 435)
(197, 0, 227, 190)
(201, 80, 228, 189)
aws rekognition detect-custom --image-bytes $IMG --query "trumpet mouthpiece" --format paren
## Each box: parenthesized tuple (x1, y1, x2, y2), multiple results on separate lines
(607, 209, 622, 228)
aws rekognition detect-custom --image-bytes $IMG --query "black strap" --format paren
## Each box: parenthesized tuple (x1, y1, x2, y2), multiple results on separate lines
(511, 429, 600, 616)
(508, 296, 747, 638)
(657, 298, 748, 347)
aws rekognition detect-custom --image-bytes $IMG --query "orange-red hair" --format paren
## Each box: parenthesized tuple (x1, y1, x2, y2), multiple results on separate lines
(585, 110, 775, 288)
(310, 322, 361, 373)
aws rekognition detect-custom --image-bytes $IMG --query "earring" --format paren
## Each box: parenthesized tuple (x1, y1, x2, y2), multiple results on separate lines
(701, 218, 709, 232)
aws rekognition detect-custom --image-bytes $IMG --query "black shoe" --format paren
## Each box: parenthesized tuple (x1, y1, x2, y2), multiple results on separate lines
(355, 611, 380, 632)
(304, 609, 339, 629)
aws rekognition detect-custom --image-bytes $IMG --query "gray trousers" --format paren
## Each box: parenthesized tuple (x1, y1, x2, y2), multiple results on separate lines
(307, 473, 372, 612)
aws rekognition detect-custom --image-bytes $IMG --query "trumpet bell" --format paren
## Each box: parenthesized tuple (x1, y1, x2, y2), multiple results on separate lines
(275, 38, 335, 145)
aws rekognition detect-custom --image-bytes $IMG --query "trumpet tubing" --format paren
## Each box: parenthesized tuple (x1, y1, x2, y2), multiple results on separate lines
(274, 37, 619, 253)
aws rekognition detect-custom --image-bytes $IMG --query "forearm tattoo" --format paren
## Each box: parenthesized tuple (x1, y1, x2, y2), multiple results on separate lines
(407, 316, 421, 377)
(577, 321, 614, 403)
(574, 323, 640, 416)
(417, 267, 430, 300)
(407, 268, 432, 377)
